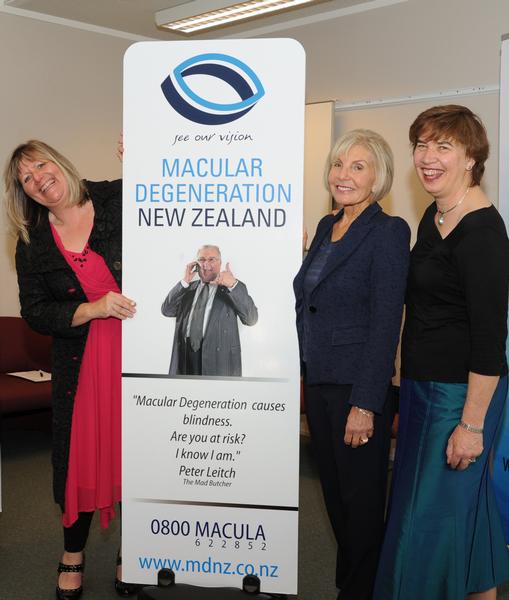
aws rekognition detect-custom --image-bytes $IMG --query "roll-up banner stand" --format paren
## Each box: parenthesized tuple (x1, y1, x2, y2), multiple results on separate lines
(493, 33, 509, 543)
(121, 40, 305, 594)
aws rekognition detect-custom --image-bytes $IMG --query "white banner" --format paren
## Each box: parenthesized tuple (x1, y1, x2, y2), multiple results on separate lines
(122, 39, 305, 594)
(499, 35, 509, 225)
(493, 33, 509, 543)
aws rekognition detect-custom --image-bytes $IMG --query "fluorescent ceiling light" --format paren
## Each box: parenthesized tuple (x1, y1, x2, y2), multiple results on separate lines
(156, 0, 325, 34)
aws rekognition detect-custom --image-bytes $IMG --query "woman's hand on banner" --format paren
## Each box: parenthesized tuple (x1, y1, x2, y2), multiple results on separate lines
(72, 291, 136, 326)
(93, 291, 136, 320)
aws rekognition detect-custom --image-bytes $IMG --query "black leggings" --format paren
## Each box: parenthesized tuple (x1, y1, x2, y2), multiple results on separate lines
(63, 503, 121, 552)
(63, 512, 94, 553)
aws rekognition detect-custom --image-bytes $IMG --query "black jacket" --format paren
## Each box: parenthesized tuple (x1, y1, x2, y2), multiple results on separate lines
(15, 179, 122, 509)
(294, 203, 410, 413)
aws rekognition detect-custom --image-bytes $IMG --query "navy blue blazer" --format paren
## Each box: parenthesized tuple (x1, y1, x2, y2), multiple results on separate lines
(294, 202, 410, 413)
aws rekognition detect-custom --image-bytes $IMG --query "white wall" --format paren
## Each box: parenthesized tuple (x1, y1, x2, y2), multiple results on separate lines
(269, 0, 508, 240)
(1, 0, 509, 314)
(0, 12, 131, 315)
(304, 101, 334, 243)
(284, 0, 509, 105)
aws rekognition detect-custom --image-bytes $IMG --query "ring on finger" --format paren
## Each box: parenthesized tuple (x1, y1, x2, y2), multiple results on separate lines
(360, 437, 369, 444)
(468, 457, 477, 464)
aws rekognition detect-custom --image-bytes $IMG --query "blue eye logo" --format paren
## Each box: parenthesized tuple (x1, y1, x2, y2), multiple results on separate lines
(161, 53, 265, 125)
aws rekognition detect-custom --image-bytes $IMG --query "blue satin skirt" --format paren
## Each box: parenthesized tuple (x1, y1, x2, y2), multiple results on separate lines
(374, 378, 509, 599)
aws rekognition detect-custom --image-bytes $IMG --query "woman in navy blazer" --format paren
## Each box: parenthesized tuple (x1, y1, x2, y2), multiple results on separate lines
(294, 129, 410, 600)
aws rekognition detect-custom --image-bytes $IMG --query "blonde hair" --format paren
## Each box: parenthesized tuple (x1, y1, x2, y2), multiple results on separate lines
(4, 140, 87, 243)
(326, 129, 394, 204)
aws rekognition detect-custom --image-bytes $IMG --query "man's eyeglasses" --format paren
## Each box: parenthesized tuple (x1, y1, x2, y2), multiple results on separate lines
(197, 257, 219, 264)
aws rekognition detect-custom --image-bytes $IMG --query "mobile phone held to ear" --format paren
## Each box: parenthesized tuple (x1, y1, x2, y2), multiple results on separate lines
(192, 262, 200, 273)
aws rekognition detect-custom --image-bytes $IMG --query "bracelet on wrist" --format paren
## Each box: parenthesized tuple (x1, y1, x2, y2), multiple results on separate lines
(458, 420, 483, 434)
(354, 406, 374, 418)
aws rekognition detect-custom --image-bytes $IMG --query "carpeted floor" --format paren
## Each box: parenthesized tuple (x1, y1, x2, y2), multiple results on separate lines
(0, 412, 336, 600)
(1, 411, 508, 600)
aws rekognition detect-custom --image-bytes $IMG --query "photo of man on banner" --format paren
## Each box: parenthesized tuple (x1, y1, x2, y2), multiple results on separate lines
(161, 244, 258, 376)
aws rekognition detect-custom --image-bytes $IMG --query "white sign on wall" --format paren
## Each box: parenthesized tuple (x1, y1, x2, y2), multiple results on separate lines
(493, 33, 509, 544)
(122, 39, 305, 594)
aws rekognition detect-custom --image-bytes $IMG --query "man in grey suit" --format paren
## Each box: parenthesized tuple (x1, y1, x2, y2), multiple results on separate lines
(161, 245, 258, 376)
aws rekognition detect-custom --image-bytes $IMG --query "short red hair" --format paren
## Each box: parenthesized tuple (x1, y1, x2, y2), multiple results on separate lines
(409, 104, 489, 186)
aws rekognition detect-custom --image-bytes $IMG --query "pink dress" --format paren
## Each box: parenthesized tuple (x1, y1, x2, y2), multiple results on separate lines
(51, 225, 122, 529)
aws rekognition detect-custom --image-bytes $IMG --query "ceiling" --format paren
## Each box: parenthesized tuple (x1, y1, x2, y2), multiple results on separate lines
(3, 0, 378, 40)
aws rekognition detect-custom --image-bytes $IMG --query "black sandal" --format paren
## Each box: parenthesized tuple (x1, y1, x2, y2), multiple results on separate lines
(56, 560, 84, 600)
(115, 552, 140, 597)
